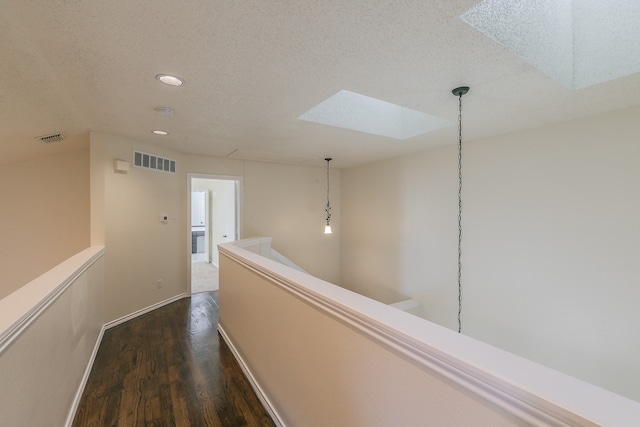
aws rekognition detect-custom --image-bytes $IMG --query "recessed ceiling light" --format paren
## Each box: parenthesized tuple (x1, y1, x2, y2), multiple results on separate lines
(155, 74, 185, 86)
(299, 90, 450, 140)
(151, 130, 169, 135)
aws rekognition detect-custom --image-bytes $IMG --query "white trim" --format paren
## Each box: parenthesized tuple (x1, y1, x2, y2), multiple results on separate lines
(388, 299, 420, 311)
(220, 239, 640, 427)
(65, 324, 106, 427)
(0, 246, 105, 356)
(105, 293, 189, 329)
(218, 325, 285, 427)
(270, 248, 306, 273)
(232, 236, 271, 249)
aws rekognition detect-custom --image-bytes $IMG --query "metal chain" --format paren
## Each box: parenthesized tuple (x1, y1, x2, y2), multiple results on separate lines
(326, 159, 331, 222)
(457, 93, 463, 334)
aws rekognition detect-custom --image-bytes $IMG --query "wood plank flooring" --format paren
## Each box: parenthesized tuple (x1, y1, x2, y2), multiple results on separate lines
(72, 292, 276, 427)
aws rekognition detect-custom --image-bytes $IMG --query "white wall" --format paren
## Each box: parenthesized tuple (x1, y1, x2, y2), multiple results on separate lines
(341, 106, 640, 402)
(0, 247, 104, 427)
(0, 145, 90, 299)
(91, 132, 341, 322)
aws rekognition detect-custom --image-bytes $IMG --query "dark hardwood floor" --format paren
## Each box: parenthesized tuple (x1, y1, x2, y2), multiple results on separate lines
(72, 291, 276, 427)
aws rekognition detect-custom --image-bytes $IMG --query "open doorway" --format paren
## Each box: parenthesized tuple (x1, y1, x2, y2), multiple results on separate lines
(188, 174, 241, 294)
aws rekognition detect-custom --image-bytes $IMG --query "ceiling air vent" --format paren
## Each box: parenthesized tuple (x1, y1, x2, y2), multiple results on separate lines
(35, 133, 66, 143)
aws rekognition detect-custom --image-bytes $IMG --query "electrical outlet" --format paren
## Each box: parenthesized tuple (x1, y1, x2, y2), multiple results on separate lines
(157, 279, 163, 289)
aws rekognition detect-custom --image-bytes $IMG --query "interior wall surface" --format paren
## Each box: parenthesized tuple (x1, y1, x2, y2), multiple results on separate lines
(91, 132, 185, 322)
(219, 254, 526, 427)
(242, 161, 341, 285)
(91, 134, 341, 322)
(186, 157, 341, 286)
(0, 145, 90, 299)
(0, 251, 104, 427)
(340, 106, 640, 402)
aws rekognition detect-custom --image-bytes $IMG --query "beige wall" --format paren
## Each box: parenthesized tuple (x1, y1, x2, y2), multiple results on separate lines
(91, 133, 341, 322)
(242, 160, 340, 284)
(184, 156, 340, 284)
(0, 144, 90, 299)
(91, 132, 185, 322)
(341, 106, 640, 402)
(218, 251, 528, 427)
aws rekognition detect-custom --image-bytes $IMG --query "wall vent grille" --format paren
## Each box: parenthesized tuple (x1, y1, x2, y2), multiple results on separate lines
(35, 133, 66, 143)
(133, 150, 176, 173)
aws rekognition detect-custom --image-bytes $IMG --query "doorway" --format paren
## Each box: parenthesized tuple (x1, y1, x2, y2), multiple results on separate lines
(188, 174, 241, 294)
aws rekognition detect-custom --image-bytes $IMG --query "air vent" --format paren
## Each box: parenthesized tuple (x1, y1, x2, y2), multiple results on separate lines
(133, 150, 176, 173)
(35, 133, 66, 143)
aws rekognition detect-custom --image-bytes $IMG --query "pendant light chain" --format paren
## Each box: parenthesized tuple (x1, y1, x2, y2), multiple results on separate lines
(452, 86, 468, 334)
(457, 93, 463, 334)
(325, 158, 332, 225)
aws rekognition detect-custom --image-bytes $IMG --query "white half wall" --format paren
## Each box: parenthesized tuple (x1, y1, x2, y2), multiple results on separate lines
(219, 238, 640, 426)
(340, 106, 640, 402)
(0, 247, 104, 427)
(218, 246, 528, 427)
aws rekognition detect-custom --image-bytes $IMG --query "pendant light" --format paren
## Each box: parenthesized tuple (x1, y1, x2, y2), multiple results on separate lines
(452, 86, 469, 333)
(324, 158, 332, 234)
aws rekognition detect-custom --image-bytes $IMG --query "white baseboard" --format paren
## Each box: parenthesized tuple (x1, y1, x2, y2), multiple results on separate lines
(218, 325, 285, 427)
(65, 324, 106, 427)
(105, 293, 189, 329)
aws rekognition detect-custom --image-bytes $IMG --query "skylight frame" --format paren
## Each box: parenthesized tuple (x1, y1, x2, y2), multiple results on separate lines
(461, 0, 640, 90)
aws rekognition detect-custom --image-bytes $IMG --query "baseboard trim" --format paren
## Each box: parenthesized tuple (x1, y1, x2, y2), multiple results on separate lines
(218, 325, 285, 427)
(65, 324, 106, 427)
(105, 293, 189, 329)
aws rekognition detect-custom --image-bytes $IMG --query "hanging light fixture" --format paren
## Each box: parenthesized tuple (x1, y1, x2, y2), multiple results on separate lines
(452, 86, 469, 334)
(324, 157, 333, 234)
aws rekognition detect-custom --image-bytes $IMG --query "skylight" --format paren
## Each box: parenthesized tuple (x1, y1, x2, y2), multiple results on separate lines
(298, 90, 450, 140)
(461, 0, 640, 89)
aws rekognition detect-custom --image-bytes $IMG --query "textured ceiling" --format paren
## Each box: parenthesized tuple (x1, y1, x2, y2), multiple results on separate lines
(2, 0, 640, 168)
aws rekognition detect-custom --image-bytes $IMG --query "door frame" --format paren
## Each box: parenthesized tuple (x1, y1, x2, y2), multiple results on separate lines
(187, 173, 242, 294)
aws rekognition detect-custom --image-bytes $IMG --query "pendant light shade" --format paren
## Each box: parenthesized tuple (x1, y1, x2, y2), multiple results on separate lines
(324, 158, 332, 234)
